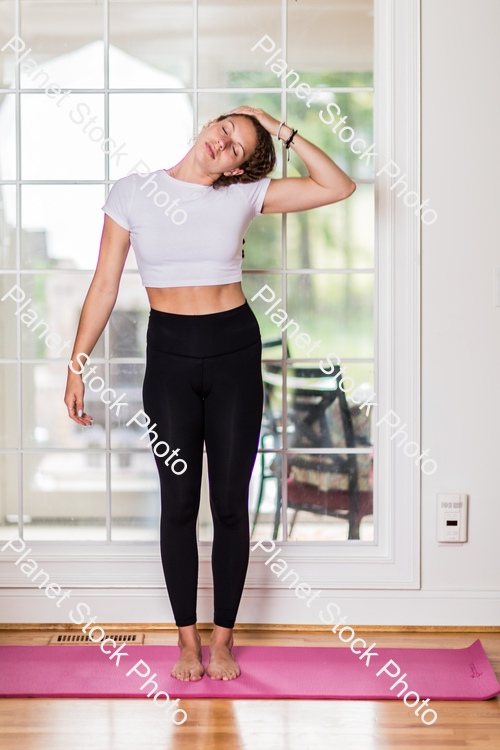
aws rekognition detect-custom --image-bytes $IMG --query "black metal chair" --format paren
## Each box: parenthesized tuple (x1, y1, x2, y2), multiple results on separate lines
(253, 357, 372, 541)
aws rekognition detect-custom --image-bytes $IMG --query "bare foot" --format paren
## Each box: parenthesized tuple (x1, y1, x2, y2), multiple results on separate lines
(171, 625, 204, 682)
(206, 625, 241, 681)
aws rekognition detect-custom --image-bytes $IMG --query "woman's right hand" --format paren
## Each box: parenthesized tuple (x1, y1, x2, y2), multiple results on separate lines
(64, 371, 93, 426)
(61, 214, 130, 429)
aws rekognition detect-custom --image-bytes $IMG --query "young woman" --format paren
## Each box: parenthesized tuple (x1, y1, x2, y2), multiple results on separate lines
(64, 106, 355, 683)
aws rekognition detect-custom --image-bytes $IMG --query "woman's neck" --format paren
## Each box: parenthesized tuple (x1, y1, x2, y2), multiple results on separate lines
(166, 151, 218, 186)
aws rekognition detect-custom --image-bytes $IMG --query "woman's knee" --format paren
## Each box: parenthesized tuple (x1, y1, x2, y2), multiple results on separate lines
(211, 495, 249, 529)
(160, 489, 200, 527)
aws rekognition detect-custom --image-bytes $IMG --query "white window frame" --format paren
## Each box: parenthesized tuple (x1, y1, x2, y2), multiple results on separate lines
(0, 0, 421, 595)
(225, 0, 421, 591)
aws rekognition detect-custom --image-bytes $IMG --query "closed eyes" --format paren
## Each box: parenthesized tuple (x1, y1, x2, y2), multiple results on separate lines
(222, 127, 238, 156)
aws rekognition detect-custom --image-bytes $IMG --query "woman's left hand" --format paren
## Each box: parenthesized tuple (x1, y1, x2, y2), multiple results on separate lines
(226, 106, 282, 138)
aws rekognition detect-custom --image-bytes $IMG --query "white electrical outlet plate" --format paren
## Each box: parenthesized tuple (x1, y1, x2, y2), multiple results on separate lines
(437, 494, 468, 543)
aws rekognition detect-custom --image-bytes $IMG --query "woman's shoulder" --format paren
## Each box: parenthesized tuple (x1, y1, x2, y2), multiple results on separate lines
(109, 172, 140, 196)
(230, 176, 273, 214)
(231, 175, 272, 189)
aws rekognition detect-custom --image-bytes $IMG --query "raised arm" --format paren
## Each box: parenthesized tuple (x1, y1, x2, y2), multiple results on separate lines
(228, 106, 356, 214)
(64, 215, 131, 425)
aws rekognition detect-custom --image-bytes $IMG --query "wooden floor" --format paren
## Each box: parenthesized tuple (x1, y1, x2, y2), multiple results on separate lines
(0, 629, 499, 750)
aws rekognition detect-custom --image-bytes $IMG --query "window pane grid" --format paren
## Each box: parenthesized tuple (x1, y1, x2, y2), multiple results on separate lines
(2, 87, 375, 94)
(0, 447, 372, 455)
(1, 268, 374, 278)
(0, 358, 374, 366)
(0, 0, 374, 544)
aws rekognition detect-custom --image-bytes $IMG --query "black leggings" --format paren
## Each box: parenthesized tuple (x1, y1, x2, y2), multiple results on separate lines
(142, 301, 263, 629)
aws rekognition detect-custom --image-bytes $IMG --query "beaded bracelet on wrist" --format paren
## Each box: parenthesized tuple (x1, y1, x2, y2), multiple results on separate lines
(284, 128, 298, 160)
(285, 128, 298, 147)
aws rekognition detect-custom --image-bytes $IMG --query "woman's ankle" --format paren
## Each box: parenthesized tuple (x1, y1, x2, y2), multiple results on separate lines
(210, 624, 234, 647)
(177, 624, 201, 649)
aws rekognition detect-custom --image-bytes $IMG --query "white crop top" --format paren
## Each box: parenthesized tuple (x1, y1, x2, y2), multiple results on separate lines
(101, 169, 271, 288)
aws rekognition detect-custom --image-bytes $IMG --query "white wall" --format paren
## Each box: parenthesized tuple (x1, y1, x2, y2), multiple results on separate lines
(2, 1, 499, 626)
(420, 0, 500, 603)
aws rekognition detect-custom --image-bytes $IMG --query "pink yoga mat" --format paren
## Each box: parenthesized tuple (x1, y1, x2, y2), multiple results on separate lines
(0, 640, 498, 700)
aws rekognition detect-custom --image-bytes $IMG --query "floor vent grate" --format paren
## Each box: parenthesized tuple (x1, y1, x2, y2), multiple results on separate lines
(49, 632, 145, 645)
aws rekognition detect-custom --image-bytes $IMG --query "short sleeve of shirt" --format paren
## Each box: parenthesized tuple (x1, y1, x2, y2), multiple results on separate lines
(101, 176, 133, 230)
(236, 177, 272, 219)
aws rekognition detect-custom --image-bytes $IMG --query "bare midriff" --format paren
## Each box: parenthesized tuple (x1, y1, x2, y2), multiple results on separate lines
(145, 281, 246, 316)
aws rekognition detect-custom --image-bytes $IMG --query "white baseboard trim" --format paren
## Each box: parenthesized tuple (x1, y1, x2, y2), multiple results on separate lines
(0, 588, 498, 627)
(0, 558, 420, 589)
